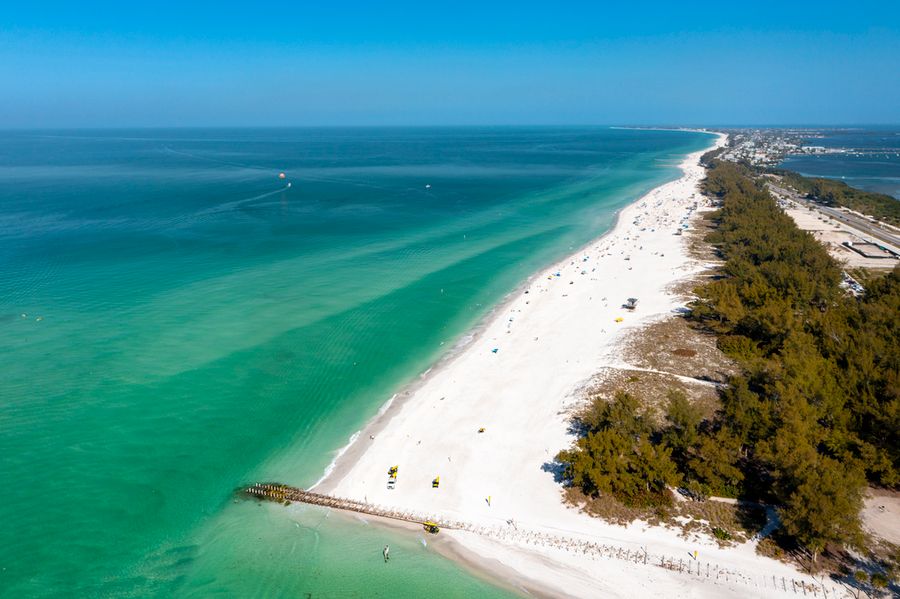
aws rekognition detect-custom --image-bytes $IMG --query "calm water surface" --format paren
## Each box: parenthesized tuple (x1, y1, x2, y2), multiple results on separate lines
(0, 127, 711, 597)
(779, 127, 900, 198)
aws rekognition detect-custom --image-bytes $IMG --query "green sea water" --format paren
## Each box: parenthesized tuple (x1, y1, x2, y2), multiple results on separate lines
(0, 127, 711, 597)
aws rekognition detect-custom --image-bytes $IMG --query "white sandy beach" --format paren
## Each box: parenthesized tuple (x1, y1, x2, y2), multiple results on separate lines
(314, 133, 849, 598)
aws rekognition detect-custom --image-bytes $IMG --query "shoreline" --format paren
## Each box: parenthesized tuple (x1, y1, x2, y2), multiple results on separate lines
(311, 131, 738, 598)
(305, 131, 843, 597)
(311, 133, 717, 495)
(298, 505, 558, 598)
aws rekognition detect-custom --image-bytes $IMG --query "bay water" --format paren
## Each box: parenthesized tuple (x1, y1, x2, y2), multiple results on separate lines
(779, 127, 900, 199)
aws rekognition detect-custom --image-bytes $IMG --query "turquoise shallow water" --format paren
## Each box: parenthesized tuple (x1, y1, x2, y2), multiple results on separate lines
(0, 127, 710, 597)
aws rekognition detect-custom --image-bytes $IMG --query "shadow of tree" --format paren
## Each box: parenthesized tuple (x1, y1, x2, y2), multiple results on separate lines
(541, 459, 568, 484)
(566, 418, 589, 437)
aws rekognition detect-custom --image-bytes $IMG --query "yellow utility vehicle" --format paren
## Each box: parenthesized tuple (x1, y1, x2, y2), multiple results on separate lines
(387, 465, 399, 490)
(423, 521, 440, 534)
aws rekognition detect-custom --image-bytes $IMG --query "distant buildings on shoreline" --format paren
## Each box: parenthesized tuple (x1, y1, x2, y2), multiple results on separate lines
(716, 128, 900, 168)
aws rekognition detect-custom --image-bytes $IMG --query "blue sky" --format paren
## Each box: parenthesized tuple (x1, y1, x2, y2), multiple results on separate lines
(2, 1, 899, 127)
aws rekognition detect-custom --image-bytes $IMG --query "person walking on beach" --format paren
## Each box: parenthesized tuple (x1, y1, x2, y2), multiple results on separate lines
(383, 545, 390, 562)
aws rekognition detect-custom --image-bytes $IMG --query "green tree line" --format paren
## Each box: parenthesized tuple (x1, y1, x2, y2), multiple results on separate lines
(774, 170, 900, 226)
(558, 160, 899, 564)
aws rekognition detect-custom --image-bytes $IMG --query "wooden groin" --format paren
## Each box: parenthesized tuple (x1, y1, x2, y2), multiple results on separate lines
(245, 482, 446, 528)
(243, 483, 850, 597)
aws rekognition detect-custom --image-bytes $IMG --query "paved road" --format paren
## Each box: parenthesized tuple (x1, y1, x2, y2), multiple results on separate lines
(767, 182, 900, 250)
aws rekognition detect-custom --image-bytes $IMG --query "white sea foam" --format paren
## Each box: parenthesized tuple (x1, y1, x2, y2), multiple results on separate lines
(377, 393, 398, 417)
(309, 430, 360, 490)
(310, 392, 399, 490)
(454, 333, 475, 349)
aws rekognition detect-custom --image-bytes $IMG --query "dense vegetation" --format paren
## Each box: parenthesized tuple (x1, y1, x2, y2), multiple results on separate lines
(699, 147, 725, 168)
(776, 170, 900, 226)
(557, 390, 681, 508)
(558, 160, 899, 565)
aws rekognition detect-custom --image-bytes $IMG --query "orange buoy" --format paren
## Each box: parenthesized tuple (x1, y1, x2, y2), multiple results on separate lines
(278, 172, 286, 180)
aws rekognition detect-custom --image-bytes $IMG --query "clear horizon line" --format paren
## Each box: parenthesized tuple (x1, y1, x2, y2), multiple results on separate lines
(1, 123, 899, 131)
